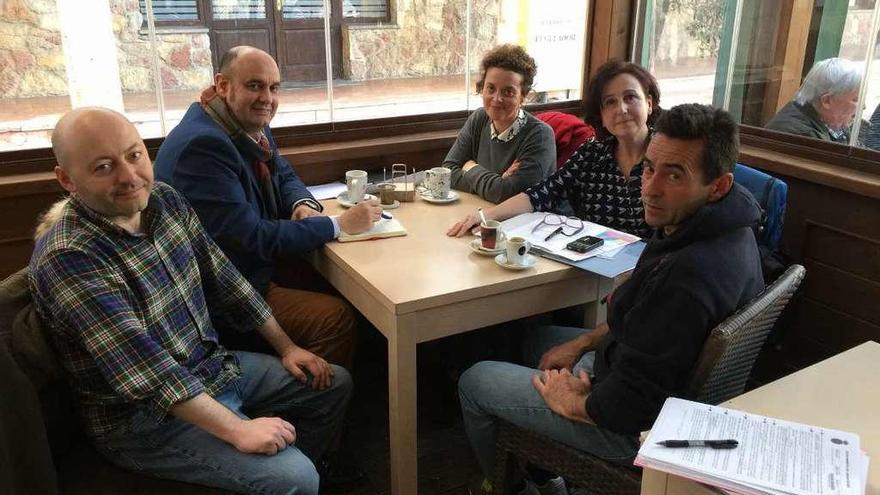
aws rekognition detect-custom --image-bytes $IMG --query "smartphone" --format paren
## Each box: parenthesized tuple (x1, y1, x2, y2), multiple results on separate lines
(566, 235, 604, 253)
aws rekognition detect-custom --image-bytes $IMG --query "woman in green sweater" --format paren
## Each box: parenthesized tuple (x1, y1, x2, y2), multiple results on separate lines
(443, 44, 556, 204)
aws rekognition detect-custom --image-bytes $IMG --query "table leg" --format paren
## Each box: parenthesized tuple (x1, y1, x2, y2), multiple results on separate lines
(584, 276, 614, 328)
(388, 314, 418, 495)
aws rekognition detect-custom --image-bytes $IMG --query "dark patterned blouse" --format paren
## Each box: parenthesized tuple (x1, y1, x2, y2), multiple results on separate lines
(524, 135, 653, 239)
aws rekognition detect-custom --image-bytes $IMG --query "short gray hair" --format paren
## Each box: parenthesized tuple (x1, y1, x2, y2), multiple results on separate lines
(795, 57, 863, 105)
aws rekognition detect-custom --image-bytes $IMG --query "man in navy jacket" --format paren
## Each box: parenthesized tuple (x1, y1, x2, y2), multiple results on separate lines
(458, 104, 765, 495)
(155, 46, 381, 368)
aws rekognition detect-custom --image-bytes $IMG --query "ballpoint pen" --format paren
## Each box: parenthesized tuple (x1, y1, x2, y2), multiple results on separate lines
(381, 212, 393, 220)
(656, 439, 738, 449)
(544, 226, 564, 242)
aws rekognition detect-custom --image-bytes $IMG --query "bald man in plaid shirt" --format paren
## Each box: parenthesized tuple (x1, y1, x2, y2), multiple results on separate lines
(29, 107, 351, 495)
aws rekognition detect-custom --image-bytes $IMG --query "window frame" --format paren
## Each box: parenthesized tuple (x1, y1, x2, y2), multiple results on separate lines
(138, 0, 205, 28)
(341, 0, 393, 25)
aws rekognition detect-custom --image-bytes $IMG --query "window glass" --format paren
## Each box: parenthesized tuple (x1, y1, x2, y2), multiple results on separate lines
(730, 0, 877, 148)
(641, 0, 728, 108)
(640, 0, 880, 155)
(330, 0, 468, 121)
(344, 0, 389, 19)
(284, 0, 324, 19)
(855, 14, 879, 150)
(212, 0, 267, 20)
(138, 0, 200, 21)
(0, 0, 589, 153)
(481, 0, 588, 110)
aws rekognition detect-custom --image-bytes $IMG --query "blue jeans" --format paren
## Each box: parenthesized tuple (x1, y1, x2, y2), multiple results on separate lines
(94, 351, 353, 495)
(458, 326, 639, 478)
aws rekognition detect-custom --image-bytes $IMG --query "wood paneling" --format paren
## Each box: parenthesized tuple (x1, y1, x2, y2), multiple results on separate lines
(588, 0, 634, 78)
(796, 299, 880, 356)
(0, 181, 65, 276)
(801, 260, 880, 327)
(745, 158, 880, 382)
(760, 0, 813, 124)
(802, 222, 880, 281)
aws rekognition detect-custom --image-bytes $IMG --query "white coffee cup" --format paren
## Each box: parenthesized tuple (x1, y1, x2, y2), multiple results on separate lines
(506, 236, 532, 266)
(424, 167, 451, 199)
(346, 170, 368, 203)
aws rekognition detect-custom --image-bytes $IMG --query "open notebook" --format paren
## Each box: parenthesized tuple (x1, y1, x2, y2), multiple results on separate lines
(337, 218, 407, 242)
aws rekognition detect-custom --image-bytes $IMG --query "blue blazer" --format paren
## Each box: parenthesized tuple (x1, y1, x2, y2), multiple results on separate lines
(154, 103, 334, 293)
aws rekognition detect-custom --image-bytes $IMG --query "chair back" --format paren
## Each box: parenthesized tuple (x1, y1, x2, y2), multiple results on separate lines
(734, 164, 788, 252)
(685, 264, 805, 405)
(535, 111, 596, 169)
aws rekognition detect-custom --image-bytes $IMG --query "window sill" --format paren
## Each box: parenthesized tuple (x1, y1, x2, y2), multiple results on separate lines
(278, 129, 455, 165)
(138, 26, 209, 36)
(343, 23, 400, 31)
(739, 143, 880, 200)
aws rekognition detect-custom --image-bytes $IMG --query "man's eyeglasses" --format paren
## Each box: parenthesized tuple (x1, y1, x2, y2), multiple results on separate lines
(530, 214, 585, 241)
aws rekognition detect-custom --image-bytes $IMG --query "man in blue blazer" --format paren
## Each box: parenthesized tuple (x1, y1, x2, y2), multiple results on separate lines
(155, 46, 381, 370)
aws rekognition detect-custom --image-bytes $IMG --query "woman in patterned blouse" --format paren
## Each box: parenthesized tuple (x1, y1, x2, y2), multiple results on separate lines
(447, 60, 660, 239)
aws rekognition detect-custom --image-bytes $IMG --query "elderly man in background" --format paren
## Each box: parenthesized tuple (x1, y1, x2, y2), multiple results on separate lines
(30, 107, 353, 494)
(155, 46, 382, 369)
(766, 57, 863, 144)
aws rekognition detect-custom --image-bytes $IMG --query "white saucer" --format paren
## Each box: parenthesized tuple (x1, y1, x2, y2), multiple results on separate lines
(494, 253, 537, 270)
(419, 191, 460, 204)
(469, 238, 506, 256)
(336, 192, 377, 208)
(380, 200, 400, 209)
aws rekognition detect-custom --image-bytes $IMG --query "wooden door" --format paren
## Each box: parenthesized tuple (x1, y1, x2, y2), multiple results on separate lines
(205, 0, 278, 73)
(273, 0, 343, 83)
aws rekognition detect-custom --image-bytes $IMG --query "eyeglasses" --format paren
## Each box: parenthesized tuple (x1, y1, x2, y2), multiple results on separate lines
(530, 214, 585, 241)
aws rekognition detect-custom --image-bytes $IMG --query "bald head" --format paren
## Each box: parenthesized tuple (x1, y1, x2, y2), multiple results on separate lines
(52, 107, 133, 170)
(215, 46, 281, 135)
(218, 46, 278, 79)
(50, 107, 153, 229)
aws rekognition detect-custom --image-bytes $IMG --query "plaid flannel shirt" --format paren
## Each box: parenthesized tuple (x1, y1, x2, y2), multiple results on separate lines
(29, 182, 272, 439)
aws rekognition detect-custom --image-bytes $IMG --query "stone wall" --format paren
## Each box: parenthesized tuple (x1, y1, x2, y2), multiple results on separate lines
(0, 0, 212, 99)
(112, 0, 213, 93)
(342, 0, 500, 81)
(0, 0, 67, 98)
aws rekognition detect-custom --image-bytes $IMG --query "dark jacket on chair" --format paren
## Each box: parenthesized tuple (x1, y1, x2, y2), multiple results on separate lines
(587, 183, 764, 435)
(154, 103, 334, 294)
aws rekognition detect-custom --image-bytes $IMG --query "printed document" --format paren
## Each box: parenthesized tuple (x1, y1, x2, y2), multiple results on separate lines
(500, 212, 640, 262)
(636, 398, 866, 495)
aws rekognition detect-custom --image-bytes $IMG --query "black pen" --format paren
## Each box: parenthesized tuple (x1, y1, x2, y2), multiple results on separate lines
(544, 226, 563, 242)
(656, 439, 738, 449)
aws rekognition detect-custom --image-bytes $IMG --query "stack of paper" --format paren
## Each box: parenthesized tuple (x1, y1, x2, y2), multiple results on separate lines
(499, 212, 640, 262)
(636, 398, 869, 495)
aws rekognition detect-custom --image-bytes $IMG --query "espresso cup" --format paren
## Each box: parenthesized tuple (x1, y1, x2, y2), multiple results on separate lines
(345, 170, 368, 203)
(506, 236, 532, 266)
(480, 220, 506, 250)
(424, 167, 451, 199)
(377, 183, 396, 205)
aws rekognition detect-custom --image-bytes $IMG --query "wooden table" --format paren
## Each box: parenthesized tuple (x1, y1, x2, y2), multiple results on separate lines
(309, 192, 606, 495)
(640, 341, 880, 495)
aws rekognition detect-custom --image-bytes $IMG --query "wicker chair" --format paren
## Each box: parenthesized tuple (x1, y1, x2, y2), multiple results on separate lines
(492, 264, 806, 495)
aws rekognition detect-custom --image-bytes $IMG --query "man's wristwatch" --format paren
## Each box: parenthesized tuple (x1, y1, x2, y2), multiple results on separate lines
(294, 198, 323, 213)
